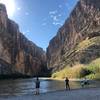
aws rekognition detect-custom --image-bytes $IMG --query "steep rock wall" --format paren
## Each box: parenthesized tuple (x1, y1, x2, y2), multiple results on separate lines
(0, 3, 46, 76)
(47, 0, 100, 72)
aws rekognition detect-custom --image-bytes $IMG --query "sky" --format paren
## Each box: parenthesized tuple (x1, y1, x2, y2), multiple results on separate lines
(0, 0, 78, 51)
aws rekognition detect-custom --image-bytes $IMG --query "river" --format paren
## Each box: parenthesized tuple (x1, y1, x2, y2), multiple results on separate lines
(0, 78, 100, 96)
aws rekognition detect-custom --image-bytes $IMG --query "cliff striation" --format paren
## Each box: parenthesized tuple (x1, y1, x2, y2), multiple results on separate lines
(47, 0, 100, 72)
(0, 3, 46, 77)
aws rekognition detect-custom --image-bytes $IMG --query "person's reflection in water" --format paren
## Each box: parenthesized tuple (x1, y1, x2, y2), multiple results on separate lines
(65, 77, 70, 90)
(35, 77, 40, 95)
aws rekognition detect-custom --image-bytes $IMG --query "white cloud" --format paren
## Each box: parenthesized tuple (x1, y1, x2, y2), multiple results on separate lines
(52, 22, 63, 26)
(49, 9, 63, 26)
(49, 10, 57, 15)
(50, 14, 62, 26)
(53, 16, 58, 21)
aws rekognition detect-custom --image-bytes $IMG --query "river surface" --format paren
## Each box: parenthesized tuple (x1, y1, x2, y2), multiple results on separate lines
(0, 78, 100, 96)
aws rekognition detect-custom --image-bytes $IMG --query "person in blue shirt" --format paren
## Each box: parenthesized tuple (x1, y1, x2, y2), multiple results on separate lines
(35, 77, 40, 95)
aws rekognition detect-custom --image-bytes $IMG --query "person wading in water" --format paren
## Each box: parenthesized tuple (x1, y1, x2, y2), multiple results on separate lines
(65, 77, 70, 90)
(35, 77, 40, 95)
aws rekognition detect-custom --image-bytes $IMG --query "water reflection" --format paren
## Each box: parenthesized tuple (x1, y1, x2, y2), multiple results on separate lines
(0, 78, 100, 95)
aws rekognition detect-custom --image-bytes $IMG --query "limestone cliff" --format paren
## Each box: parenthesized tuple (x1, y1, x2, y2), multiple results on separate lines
(47, 0, 100, 72)
(0, 3, 46, 76)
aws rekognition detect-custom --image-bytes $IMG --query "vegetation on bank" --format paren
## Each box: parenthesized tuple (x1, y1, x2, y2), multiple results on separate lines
(85, 58, 100, 80)
(52, 36, 100, 80)
(52, 58, 100, 80)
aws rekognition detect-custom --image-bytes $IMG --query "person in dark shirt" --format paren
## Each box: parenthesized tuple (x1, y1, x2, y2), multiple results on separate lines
(65, 77, 70, 90)
(35, 77, 40, 95)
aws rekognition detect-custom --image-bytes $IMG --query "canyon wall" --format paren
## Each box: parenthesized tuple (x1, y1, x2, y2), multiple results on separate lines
(47, 0, 100, 72)
(0, 3, 46, 76)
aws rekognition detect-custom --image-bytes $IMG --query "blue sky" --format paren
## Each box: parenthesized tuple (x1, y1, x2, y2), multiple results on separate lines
(8, 0, 78, 51)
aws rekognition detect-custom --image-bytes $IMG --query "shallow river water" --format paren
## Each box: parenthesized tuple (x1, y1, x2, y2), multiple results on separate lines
(0, 78, 100, 95)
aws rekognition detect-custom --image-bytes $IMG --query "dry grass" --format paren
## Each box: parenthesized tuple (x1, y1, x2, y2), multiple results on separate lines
(52, 58, 100, 80)
(52, 64, 87, 79)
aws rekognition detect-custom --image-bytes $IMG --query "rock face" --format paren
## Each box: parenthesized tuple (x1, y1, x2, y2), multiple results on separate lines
(0, 3, 46, 76)
(47, 0, 100, 72)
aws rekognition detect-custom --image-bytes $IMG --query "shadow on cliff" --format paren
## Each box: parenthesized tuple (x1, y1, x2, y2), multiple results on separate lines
(37, 65, 52, 77)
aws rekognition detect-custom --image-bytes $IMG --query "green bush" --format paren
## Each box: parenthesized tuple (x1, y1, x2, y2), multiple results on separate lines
(79, 68, 92, 78)
(52, 58, 100, 80)
(86, 73, 100, 80)
(52, 65, 91, 79)
(85, 62, 100, 75)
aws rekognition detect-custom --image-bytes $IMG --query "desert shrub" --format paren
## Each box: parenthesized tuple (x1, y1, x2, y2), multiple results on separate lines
(86, 73, 100, 80)
(52, 65, 91, 79)
(79, 67, 92, 78)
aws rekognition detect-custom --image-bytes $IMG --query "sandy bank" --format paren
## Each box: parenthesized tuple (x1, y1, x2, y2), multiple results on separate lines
(0, 88, 100, 100)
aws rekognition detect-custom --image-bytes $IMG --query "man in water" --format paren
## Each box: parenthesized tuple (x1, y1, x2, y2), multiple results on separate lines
(65, 77, 70, 90)
(35, 77, 40, 95)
